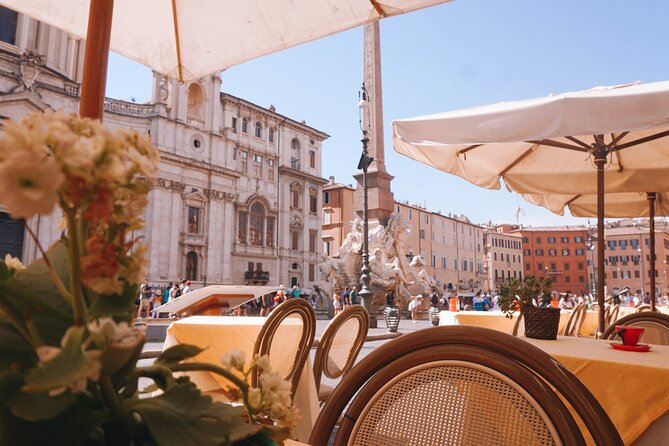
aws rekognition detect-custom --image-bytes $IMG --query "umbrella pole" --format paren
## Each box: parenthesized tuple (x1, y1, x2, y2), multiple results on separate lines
(79, 0, 115, 120)
(595, 150, 607, 336)
(648, 193, 657, 311)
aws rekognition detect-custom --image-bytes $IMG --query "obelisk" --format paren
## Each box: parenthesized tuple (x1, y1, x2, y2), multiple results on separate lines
(354, 21, 394, 226)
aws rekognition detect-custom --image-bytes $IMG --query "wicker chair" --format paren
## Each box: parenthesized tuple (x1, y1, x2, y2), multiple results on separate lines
(310, 326, 622, 446)
(313, 305, 369, 403)
(562, 304, 587, 337)
(589, 303, 600, 312)
(252, 298, 316, 399)
(604, 304, 620, 329)
(635, 305, 660, 313)
(600, 312, 669, 345)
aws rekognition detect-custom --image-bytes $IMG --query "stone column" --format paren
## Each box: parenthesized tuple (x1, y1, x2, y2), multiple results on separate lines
(354, 20, 394, 226)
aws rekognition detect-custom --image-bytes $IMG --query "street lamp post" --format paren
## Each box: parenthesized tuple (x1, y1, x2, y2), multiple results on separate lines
(585, 231, 596, 298)
(357, 83, 376, 328)
(617, 267, 622, 291)
(638, 243, 645, 297)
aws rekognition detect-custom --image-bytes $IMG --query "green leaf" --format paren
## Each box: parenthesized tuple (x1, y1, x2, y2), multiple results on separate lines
(7, 388, 77, 421)
(0, 399, 103, 446)
(0, 241, 73, 346)
(128, 381, 262, 446)
(22, 326, 87, 394)
(0, 262, 10, 280)
(87, 282, 138, 321)
(156, 344, 205, 365)
(0, 321, 36, 371)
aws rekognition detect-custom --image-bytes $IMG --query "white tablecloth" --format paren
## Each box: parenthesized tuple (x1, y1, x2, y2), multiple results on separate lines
(163, 316, 319, 443)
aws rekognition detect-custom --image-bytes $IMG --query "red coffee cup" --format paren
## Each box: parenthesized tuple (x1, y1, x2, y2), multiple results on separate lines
(615, 325, 645, 346)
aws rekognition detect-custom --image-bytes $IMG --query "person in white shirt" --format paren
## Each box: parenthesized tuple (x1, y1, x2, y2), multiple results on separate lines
(559, 292, 575, 310)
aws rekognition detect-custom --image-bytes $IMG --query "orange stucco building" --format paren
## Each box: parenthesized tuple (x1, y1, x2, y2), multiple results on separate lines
(513, 226, 590, 294)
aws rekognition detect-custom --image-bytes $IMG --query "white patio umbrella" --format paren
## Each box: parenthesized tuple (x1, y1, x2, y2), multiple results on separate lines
(392, 81, 669, 334)
(524, 191, 668, 310)
(0, 0, 451, 118)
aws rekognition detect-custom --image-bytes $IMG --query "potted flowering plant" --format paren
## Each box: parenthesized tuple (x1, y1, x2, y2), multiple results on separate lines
(0, 111, 298, 445)
(497, 275, 559, 339)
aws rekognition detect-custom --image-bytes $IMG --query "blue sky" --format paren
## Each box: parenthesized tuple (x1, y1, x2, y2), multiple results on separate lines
(105, 0, 669, 227)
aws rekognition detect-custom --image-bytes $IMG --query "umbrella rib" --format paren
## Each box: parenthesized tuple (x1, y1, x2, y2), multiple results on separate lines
(565, 194, 582, 206)
(499, 144, 537, 176)
(456, 144, 484, 157)
(565, 136, 591, 150)
(610, 132, 629, 146)
(369, 0, 388, 17)
(526, 139, 589, 152)
(171, 0, 184, 83)
(614, 129, 669, 151)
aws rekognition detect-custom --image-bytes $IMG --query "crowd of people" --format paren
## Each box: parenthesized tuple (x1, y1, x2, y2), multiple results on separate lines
(332, 286, 360, 315)
(136, 279, 193, 318)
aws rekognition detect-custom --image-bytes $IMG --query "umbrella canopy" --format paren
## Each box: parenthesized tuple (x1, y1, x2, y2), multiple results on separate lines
(524, 192, 669, 218)
(524, 191, 666, 310)
(392, 81, 669, 334)
(0, 0, 450, 83)
(393, 81, 669, 195)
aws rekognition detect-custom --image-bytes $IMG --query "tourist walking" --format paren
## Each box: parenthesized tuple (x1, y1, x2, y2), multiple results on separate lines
(342, 287, 350, 308)
(333, 289, 342, 315)
(350, 286, 358, 305)
(409, 295, 422, 323)
(169, 283, 179, 302)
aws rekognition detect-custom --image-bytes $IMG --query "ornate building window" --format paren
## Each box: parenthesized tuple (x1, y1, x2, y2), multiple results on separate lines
(240, 150, 248, 173)
(249, 202, 265, 246)
(254, 121, 262, 138)
(242, 118, 248, 133)
(0, 7, 17, 45)
(252, 154, 263, 177)
(186, 251, 198, 281)
(309, 188, 318, 214)
(231, 117, 237, 133)
(309, 230, 317, 252)
(290, 183, 302, 209)
(237, 198, 276, 247)
(187, 83, 205, 121)
(268, 127, 275, 143)
(290, 138, 300, 169)
(266, 216, 275, 247)
(309, 150, 316, 168)
(267, 159, 274, 181)
(188, 207, 200, 233)
(238, 211, 247, 243)
(290, 217, 303, 251)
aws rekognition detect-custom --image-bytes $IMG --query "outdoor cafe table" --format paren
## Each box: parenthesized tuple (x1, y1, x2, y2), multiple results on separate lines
(438, 310, 599, 336)
(163, 316, 320, 443)
(524, 336, 669, 445)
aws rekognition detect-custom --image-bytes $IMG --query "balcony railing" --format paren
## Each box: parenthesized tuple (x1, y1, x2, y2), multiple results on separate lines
(187, 114, 205, 129)
(244, 271, 270, 282)
(180, 232, 207, 245)
(104, 98, 156, 116)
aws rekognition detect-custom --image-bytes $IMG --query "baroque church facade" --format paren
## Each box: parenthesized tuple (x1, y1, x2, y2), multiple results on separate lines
(0, 6, 328, 290)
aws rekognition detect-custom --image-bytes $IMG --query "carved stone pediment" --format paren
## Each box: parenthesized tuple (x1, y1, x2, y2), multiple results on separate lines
(12, 51, 45, 94)
(205, 189, 236, 202)
(155, 177, 186, 192)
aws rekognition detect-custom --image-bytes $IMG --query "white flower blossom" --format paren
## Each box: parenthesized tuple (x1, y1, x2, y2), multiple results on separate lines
(87, 317, 142, 349)
(251, 354, 271, 372)
(220, 349, 246, 372)
(0, 151, 64, 219)
(247, 388, 262, 410)
(4, 254, 25, 271)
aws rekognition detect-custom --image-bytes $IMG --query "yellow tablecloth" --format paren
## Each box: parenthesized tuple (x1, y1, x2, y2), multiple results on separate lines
(525, 336, 669, 444)
(163, 316, 320, 443)
(439, 310, 596, 336)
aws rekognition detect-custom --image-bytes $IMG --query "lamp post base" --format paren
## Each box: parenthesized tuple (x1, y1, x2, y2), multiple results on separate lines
(358, 289, 377, 328)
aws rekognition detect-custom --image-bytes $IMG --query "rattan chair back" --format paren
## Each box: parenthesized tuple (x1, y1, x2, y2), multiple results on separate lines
(310, 326, 622, 446)
(589, 303, 600, 312)
(605, 304, 620, 328)
(635, 305, 659, 313)
(313, 305, 369, 401)
(562, 304, 585, 337)
(600, 312, 669, 345)
(252, 298, 316, 399)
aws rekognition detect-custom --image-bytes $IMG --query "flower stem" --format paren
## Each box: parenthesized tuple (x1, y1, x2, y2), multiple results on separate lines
(22, 222, 74, 307)
(169, 362, 254, 412)
(100, 374, 122, 416)
(65, 208, 86, 325)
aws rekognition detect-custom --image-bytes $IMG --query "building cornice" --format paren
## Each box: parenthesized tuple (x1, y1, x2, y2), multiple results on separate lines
(220, 92, 329, 140)
(152, 177, 237, 203)
(278, 166, 328, 185)
(158, 151, 241, 179)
